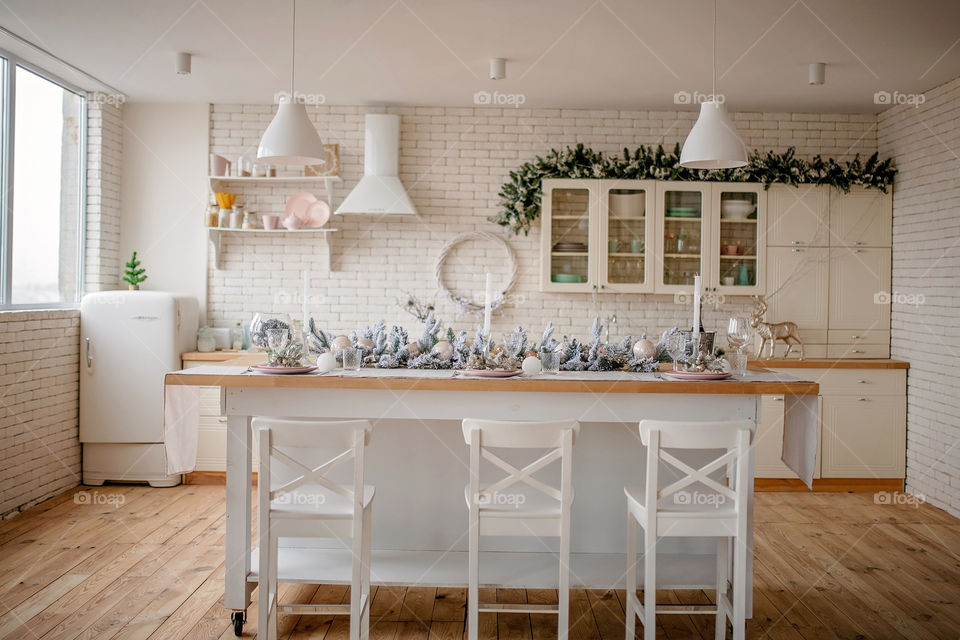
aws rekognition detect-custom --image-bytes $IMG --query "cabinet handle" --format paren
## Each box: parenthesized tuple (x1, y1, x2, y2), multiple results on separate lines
(85, 338, 93, 369)
(855, 249, 865, 254)
(857, 397, 868, 402)
(855, 241, 866, 246)
(773, 397, 784, 402)
(851, 335, 862, 339)
(852, 349, 865, 354)
(791, 248, 804, 253)
(857, 380, 869, 384)
(791, 241, 802, 245)
(600, 284, 606, 290)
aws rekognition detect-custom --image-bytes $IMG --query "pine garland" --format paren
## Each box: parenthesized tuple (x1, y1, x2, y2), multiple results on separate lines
(491, 144, 897, 236)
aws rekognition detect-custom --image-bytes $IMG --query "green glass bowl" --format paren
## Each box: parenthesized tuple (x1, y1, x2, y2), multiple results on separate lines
(551, 273, 583, 283)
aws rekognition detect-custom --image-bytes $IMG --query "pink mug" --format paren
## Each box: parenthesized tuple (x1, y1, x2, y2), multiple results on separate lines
(262, 215, 280, 230)
(209, 154, 230, 176)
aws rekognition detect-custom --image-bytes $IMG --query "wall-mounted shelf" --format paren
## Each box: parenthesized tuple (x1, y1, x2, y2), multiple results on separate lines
(208, 175, 343, 208)
(207, 227, 337, 270)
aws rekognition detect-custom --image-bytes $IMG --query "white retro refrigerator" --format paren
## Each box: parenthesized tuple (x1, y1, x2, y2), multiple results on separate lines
(80, 291, 199, 487)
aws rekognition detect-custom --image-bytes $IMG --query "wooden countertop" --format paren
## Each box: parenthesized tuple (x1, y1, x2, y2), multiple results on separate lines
(749, 358, 908, 370)
(182, 351, 254, 362)
(166, 366, 819, 396)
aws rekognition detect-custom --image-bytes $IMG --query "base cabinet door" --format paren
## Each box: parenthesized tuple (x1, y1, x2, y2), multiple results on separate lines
(766, 247, 829, 330)
(820, 395, 906, 478)
(828, 248, 891, 330)
(755, 395, 820, 478)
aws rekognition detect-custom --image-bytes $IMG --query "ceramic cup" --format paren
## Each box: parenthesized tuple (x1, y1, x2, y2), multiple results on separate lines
(630, 239, 644, 253)
(608, 240, 619, 253)
(262, 215, 280, 230)
(722, 276, 736, 286)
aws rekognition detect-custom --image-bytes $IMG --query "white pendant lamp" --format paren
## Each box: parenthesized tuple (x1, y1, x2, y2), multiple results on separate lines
(257, 0, 325, 165)
(679, 0, 747, 169)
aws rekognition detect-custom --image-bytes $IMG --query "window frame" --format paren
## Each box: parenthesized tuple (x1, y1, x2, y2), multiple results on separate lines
(0, 48, 87, 310)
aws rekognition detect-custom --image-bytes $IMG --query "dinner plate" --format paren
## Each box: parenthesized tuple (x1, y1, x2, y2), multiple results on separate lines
(302, 199, 331, 227)
(662, 370, 732, 381)
(461, 369, 523, 378)
(251, 365, 318, 375)
(285, 191, 317, 221)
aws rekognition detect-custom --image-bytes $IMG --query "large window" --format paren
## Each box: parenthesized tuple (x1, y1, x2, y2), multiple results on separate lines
(0, 56, 86, 307)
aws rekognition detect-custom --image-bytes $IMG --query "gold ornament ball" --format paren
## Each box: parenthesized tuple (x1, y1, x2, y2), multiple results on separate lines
(357, 337, 374, 351)
(331, 335, 353, 355)
(405, 341, 422, 357)
(633, 338, 656, 360)
(431, 340, 454, 361)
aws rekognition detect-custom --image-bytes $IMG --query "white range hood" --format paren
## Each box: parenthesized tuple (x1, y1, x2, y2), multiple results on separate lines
(335, 114, 417, 216)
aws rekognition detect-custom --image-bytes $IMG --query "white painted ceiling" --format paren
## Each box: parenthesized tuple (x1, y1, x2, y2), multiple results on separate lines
(2, 0, 958, 113)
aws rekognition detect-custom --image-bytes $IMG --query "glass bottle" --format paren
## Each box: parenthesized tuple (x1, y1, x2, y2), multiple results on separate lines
(230, 322, 244, 350)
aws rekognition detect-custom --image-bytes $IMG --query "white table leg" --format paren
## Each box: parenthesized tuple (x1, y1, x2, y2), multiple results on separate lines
(225, 412, 253, 612)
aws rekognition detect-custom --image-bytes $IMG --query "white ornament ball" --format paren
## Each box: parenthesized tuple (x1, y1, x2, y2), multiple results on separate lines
(315, 352, 337, 373)
(331, 335, 353, 355)
(356, 337, 374, 351)
(633, 338, 656, 360)
(431, 340, 454, 361)
(522, 355, 542, 376)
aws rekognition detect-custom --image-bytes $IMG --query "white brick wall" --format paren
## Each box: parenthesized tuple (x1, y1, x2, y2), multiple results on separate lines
(879, 76, 960, 517)
(206, 104, 877, 342)
(85, 98, 123, 292)
(0, 310, 81, 517)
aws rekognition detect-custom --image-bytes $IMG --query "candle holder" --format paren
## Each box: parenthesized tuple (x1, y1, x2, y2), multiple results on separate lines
(680, 330, 715, 359)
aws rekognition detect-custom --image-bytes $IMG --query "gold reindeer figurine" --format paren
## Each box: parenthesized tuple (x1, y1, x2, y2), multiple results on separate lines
(750, 296, 805, 359)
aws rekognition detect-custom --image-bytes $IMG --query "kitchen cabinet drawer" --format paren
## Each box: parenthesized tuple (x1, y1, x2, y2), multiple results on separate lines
(753, 340, 826, 360)
(821, 395, 905, 478)
(827, 330, 890, 345)
(827, 343, 890, 359)
(816, 369, 905, 396)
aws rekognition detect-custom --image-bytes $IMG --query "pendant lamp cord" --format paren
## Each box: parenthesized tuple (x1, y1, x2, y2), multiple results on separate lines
(290, 0, 296, 96)
(712, 0, 717, 98)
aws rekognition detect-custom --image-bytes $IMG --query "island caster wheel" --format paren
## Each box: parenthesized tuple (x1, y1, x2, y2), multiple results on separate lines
(231, 611, 246, 636)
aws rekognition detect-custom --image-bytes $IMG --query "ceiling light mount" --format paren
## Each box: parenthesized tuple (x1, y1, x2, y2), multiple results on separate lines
(489, 58, 506, 80)
(175, 52, 191, 76)
(809, 62, 826, 85)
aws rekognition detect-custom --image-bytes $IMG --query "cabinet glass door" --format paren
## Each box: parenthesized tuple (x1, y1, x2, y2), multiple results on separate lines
(714, 185, 765, 295)
(655, 184, 707, 291)
(599, 181, 654, 293)
(541, 180, 595, 292)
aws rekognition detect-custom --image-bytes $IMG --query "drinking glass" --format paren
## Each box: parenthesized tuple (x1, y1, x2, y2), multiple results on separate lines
(342, 348, 363, 371)
(726, 317, 753, 376)
(540, 349, 560, 375)
(666, 333, 686, 371)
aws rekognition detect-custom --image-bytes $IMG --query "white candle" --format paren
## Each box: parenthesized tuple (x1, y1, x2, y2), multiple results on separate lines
(692, 274, 701, 340)
(302, 270, 309, 334)
(483, 273, 493, 339)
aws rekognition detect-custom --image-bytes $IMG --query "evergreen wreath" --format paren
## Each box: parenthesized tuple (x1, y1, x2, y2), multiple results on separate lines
(491, 144, 896, 236)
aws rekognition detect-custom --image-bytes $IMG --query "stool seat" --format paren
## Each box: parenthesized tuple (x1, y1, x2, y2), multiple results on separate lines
(273, 484, 376, 517)
(464, 484, 572, 517)
(624, 485, 736, 516)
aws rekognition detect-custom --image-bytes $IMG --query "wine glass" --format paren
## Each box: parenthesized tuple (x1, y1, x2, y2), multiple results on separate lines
(666, 333, 686, 371)
(726, 317, 753, 376)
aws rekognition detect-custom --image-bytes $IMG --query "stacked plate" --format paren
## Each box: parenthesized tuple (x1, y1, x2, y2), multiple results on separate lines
(552, 242, 587, 253)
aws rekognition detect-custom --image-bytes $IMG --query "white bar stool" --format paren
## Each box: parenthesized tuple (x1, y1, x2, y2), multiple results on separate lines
(253, 418, 374, 640)
(462, 418, 580, 640)
(624, 419, 754, 640)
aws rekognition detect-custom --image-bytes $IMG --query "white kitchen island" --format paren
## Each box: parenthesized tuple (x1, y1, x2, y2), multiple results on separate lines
(164, 366, 819, 631)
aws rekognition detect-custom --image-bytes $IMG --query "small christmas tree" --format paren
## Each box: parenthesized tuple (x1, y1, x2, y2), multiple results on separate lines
(122, 251, 148, 290)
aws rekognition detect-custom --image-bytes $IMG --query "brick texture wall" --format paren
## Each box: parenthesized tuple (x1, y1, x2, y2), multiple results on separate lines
(85, 98, 123, 292)
(0, 310, 81, 517)
(879, 76, 960, 517)
(206, 105, 877, 342)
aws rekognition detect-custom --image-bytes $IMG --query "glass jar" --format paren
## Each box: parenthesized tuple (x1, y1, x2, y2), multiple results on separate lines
(197, 326, 216, 353)
(205, 204, 219, 227)
(230, 322, 244, 350)
(249, 313, 294, 351)
(218, 208, 231, 227)
(242, 211, 257, 229)
(676, 233, 687, 254)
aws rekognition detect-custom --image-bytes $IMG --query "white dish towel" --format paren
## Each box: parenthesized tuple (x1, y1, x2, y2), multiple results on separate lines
(782, 394, 820, 488)
(163, 382, 201, 475)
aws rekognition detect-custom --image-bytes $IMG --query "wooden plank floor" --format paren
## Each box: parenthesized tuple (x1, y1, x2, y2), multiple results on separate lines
(0, 486, 957, 639)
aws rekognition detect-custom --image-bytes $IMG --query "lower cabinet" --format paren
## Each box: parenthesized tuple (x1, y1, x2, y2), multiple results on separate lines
(753, 367, 906, 481)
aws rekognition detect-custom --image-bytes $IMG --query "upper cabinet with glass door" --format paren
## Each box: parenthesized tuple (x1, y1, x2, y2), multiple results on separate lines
(654, 183, 708, 293)
(598, 180, 656, 293)
(711, 184, 766, 296)
(540, 179, 597, 292)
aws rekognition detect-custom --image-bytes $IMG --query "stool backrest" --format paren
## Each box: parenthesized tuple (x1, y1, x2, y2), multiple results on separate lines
(639, 419, 754, 518)
(253, 418, 371, 511)
(462, 419, 579, 508)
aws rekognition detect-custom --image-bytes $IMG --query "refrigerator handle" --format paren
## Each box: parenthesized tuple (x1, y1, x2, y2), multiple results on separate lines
(85, 337, 93, 370)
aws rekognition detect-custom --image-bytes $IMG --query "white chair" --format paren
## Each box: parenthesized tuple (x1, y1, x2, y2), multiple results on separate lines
(254, 418, 374, 640)
(462, 418, 580, 640)
(624, 419, 755, 640)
